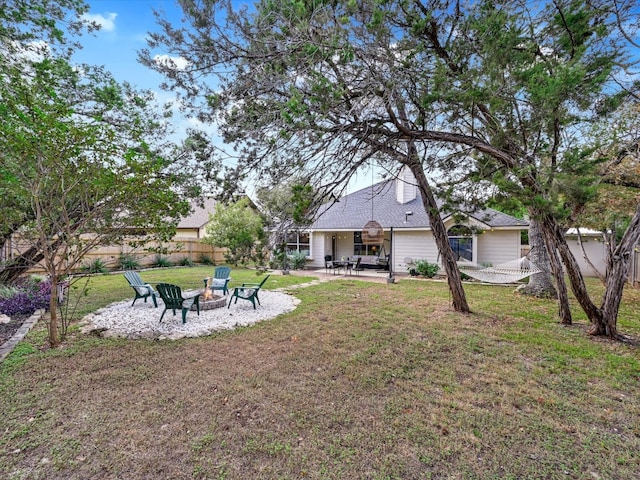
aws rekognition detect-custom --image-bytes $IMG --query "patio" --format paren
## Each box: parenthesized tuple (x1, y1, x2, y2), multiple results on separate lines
(80, 289, 300, 340)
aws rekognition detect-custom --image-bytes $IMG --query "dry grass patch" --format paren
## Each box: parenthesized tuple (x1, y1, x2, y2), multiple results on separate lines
(1, 276, 639, 479)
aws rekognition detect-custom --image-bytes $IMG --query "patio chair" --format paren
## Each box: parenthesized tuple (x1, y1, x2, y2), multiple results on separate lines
(156, 283, 200, 324)
(124, 271, 157, 308)
(228, 275, 270, 309)
(353, 257, 364, 276)
(324, 255, 333, 274)
(203, 266, 232, 295)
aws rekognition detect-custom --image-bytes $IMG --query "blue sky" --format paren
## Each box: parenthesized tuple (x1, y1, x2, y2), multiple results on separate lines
(73, 0, 182, 92)
(70, 1, 377, 194)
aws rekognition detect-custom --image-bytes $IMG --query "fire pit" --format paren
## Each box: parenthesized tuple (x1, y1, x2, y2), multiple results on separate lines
(192, 286, 227, 310)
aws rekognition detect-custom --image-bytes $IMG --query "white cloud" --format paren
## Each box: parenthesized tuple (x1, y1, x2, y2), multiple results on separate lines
(153, 54, 190, 71)
(82, 12, 118, 33)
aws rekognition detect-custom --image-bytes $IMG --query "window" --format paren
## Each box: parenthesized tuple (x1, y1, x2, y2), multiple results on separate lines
(353, 231, 381, 256)
(286, 231, 310, 256)
(448, 225, 473, 261)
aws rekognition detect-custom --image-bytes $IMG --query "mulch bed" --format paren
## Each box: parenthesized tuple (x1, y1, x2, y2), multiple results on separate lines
(0, 314, 29, 347)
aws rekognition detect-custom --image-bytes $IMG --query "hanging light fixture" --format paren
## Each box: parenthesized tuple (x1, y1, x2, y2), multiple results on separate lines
(362, 219, 384, 244)
(362, 164, 383, 244)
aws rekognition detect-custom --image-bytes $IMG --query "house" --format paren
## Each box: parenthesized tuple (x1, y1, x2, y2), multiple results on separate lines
(564, 228, 607, 277)
(174, 197, 218, 240)
(301, 167, 528, 274)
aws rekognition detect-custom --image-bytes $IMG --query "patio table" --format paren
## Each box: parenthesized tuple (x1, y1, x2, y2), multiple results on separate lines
(331, 259, 354, 275)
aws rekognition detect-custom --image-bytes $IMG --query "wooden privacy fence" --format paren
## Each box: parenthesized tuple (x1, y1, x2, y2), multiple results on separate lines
(85, 240, 227, 269)
(2, 238, 227, 274)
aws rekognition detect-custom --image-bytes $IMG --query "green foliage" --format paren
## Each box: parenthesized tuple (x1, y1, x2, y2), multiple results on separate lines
(142, 0, 635, 231)
(272, 244, 289, 271)
(197, 254, 214, 265)
(459, 270, 472, 281)
(0, 15, 215, 341)
(0, 284, 19, 299)
(177, 256, 195, 267)
(255, 178, 316, 233)
(288, 251, 308, 270)
(152, 255, 172, 268)
(253, 240, 269, 271)
(575, 103, 640, 237)
(290, 183, 314, 225)
(204, 198, 264, 266)
(0, 0, 92, 57)
(117, 254, 140, 271)
(81, 258, 109, 274)
(142, 0, 639, 333)
(414, 260, 439, 278)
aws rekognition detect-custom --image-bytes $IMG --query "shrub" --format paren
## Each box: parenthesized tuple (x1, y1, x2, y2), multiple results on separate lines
(153, 255, 172, 268)
(0, 284, 18, 299)
(414, 259, 439, 278)
(0, 277, 52, 316)
(81, 258, 109, 274)
(198, 254, 214, 265)
(288, 251, 308, 270)
(178, 256, 195, 267)
(253, 241, 269, 270)
(118, 254, 140, 270)
(268, 259, 279, 270)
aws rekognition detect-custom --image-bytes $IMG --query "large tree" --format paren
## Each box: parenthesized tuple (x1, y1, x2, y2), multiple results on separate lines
(0, 0, 94, 54)
(142, 0, 472, 313)
(0, 56, 210, 346)
(0, 1, 220, 346)
(203, 198, 265, 266)
(142, 0, 639, 337)
(1, 0, 91, 263)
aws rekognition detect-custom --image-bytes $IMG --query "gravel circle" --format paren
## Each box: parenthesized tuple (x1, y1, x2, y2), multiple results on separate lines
(81, 290, 300, 340)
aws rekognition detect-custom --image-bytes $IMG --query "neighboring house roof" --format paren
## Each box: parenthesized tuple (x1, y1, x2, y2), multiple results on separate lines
(310, 178, 528, 230)
(565, 228, 603, 236)
(177, 197, 218, 229)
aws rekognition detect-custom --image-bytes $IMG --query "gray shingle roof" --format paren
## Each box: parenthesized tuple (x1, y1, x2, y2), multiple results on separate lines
(310, 179, 527, 230)
(177, 197, 217, 229)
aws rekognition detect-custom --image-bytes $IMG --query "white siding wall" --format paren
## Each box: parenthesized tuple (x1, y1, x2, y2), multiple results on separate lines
(307, 232, 355, 268)
(566, 236, 607, 277)
(335, 232, 353, 261)
(476, 230, 521, 266)
(301, 229, 608, 278)
(310, 229, 524, 273)
(392, 230, 522, 273)
(393, 230, 439, 273)
(308, 232, 327, 268)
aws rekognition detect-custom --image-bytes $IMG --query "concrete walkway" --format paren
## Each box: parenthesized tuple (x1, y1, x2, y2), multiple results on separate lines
(285, 268, 400, 285)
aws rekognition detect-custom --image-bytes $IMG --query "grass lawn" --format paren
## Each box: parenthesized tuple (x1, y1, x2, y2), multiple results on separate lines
(1, 267, 639, 479)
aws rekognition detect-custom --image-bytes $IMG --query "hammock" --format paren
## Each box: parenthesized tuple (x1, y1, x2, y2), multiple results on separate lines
(458, 257, 542, 284)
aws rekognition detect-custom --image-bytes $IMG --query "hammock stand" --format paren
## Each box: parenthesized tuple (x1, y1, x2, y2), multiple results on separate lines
(458, 257, 542, 284)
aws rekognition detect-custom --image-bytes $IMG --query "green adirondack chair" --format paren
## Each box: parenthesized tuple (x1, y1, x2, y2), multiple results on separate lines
(156, 283, 200, 324)
(227, 275, 270, 309)
(203, 266, 232, 295)
(123, 271, 158, 308)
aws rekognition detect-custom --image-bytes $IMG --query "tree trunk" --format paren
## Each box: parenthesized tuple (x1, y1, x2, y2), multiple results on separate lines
(48, 275, 60, 347)
(598, 204, 640, 337)
(0, 246, 45, 284)
(539, 220, 572, 325)
(516, 218, 557, 299)
(537, 211, 606, 330)
(406, 161, 470, 313)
